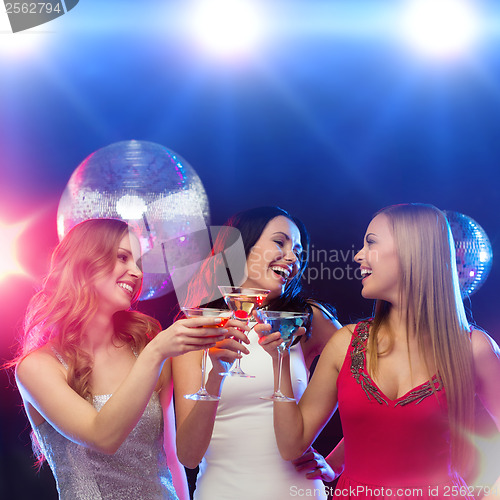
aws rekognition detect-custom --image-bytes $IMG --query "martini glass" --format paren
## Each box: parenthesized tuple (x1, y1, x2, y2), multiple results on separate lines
(217, 286, 270, 377)
(259, 311, 309, 402)
(181, 307, 232, 401)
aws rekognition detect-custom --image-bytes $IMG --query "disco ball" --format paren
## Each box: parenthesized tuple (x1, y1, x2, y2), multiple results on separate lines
(445, 211, 493, 298)
(57, 140, 210, 300)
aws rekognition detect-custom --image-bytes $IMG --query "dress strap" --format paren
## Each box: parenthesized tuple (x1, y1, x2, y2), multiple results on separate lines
(51, 346, 69, 370)
(349, 319, 388, 404)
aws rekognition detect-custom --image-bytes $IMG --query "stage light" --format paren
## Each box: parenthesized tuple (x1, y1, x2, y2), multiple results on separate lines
(0, 220, 28, 281)
(189, 0, 262, 58)
(0, 12, 48, 59)
(400, 0, 480, 59)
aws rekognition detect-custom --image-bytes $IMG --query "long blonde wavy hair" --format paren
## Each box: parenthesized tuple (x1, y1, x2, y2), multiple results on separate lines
(14, 218, 161, 402)
(368, 203, 475, 476)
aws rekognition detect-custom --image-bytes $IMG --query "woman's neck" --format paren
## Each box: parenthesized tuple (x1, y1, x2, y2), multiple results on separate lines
(81, 312, 115, 352)
(384, 306, 413, 339)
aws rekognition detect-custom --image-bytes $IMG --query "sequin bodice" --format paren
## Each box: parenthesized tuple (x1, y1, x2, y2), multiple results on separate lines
(33, 392, 178, 500)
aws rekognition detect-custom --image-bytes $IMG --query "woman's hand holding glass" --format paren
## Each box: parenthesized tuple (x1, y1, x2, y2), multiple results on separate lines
(181, 308, 234, 401)
(207, 318, 251, 376)
(254, 311, 308, 402)
(255, 322, 306, 358)
(217, 286, 270, 377)
(151, 316, 229, 360)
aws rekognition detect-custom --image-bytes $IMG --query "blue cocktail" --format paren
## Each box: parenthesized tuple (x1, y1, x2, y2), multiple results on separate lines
(259, 311, 309, 402)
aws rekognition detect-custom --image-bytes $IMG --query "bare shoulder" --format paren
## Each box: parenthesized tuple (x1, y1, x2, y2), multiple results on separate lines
(471, 329, 500, 363)
(327, 324, 355, 349)
(321, 324, 355, 371)
(308, 301, 342, 331)
(300, 301, 342, 366)
(15, 346, 69, 426)
(16, 346, 66, 388)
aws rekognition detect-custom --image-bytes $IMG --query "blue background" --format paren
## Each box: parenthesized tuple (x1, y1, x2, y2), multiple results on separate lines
(1, 1, 499, 497)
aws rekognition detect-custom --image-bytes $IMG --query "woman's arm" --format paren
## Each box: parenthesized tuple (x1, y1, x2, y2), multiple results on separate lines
(16, 318, 226, 455)
(472, 329, 500, 429)
(293, 302, 343, 479)
(159, 360, 190, 500)
(325, 439, 345, 478)
(173, 321, 250, 468)
(258, 325, 352, 461)
(471, 329, 500, 498)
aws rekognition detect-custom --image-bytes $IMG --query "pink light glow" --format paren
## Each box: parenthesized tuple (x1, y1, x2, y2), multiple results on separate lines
(0, 219, 29, 281)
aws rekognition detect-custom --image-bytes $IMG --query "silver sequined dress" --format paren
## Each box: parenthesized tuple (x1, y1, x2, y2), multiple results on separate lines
(33, 392, 179, 500)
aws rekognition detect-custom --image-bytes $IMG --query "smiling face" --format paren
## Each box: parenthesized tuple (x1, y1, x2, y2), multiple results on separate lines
(354, 213, 401, 305)
(242, 216, 303, 302)
(93, 233, 143, 315)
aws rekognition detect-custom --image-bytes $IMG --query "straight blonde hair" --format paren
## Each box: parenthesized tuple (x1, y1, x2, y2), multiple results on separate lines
(368, 204, 474, 475)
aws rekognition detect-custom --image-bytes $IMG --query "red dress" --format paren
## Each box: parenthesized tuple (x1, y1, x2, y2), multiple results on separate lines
(335, 320, 473, 499)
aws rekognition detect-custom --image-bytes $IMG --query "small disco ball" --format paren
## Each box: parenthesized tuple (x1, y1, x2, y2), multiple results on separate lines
(445, 211, 493, 298)
(57, 140, 210, 300)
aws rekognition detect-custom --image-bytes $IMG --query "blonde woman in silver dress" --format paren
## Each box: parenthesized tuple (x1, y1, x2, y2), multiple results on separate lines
(12, 219, 227, 500)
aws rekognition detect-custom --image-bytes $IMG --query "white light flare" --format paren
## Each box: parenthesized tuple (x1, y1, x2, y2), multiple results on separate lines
(116, 195, 148, 220)
(189, 0, 263, 58)
(0, 11, 48, 60)
(400, 0, 481, 59)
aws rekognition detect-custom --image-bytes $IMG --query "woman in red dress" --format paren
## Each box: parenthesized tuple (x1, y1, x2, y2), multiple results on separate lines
(259, 203, 500, 499)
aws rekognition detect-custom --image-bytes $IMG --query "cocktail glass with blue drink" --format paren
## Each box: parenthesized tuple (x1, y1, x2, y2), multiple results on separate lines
(259, 311, 309, 402)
